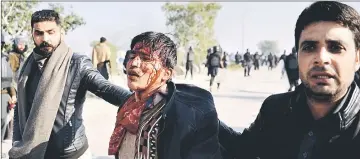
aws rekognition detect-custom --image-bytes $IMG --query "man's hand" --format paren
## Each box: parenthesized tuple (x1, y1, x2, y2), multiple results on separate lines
(8, 95, 17, 104)
(8, 96, 17, 110)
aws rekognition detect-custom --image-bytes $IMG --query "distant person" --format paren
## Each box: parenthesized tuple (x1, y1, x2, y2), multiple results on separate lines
(208, 46, 222, 91)
(243, 49, 252, 77)
(267, 52, 274, 70)
(235, 51, 241, 65)
(284, 47, 300, 91)
(253, 52, 260, 70)
(222, 51, 229, 68)
(205, 48, 212, 76)
(215, 51, 226, 91)
(1, 34, 17, 142)
(92, 37, 112, 80)
(185, 46, 195, 79)
(279, 50, 287, 79)
(8, 36, 28, 81)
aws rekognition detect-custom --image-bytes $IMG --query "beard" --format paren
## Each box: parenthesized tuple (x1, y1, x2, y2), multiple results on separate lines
(33, 41, 57, 57)
(301, 66, 348, 103)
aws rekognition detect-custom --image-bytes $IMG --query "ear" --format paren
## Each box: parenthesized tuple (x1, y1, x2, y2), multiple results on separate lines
(355, 49, 360, 71)
(60, 28, 65, 37)
(161, 68, 173, 82)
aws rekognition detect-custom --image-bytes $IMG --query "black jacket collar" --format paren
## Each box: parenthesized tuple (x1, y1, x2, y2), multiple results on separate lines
(293, 82, 360, 132)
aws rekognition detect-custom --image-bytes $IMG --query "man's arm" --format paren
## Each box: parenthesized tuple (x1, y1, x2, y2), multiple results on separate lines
(218, 98, 272, 158)
(81, 57, 132, 106)
(185, 110, 223, 159)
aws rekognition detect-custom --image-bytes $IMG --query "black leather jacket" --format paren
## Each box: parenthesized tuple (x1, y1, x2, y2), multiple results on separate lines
(139, 81, 222, 159)
(13, 53, 132, 158)
(219, 82, 360, 159)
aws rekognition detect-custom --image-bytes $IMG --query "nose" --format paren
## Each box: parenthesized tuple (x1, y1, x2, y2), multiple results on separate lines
(43, 33, 50, 42)
(130, 55, 141, 67)
(314, 47, 331, 66)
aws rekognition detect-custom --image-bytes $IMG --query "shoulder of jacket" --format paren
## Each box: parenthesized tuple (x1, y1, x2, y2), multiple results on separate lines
(72, 53, 89, 60)
(173, 84, 216, 115)
(260, 91, 295, 115)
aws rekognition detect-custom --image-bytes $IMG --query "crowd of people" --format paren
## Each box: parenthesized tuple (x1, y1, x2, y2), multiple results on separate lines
(1, 1, 360, 159)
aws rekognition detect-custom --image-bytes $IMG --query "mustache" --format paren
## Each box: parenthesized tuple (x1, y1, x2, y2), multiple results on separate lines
(39, 42, 54, 48)
(307, 65, 337, 77)
(127, 69, 141, 77)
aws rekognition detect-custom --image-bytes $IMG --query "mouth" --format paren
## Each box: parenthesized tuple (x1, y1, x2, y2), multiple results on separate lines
(127, 71, 140, 77)
(40, 46, 52, 49)
(311, 72, 335, 79)
(310, 72, 336, 84)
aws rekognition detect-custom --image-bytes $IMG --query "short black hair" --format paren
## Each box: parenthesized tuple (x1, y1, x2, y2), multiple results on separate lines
(31, 10, 61, 28)
(100, 37, 106, 43)
(130, 31, 177, 69)
(295, 1, 360, 51)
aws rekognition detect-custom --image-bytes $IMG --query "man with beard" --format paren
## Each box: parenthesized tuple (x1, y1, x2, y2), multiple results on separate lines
(9, 10, 131, 159)
(285, 47, 300, 91)
(108, 31, 221, 159)
(219, 1, 360, 159)
(92, 37, 112, 80)
(8, 36, 28, 84)
(243, 49, 252, 77)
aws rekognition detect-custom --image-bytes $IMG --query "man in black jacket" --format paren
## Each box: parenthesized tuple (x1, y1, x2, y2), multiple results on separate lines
(219, 1, 360, 159)
(185, 46, 195, 79)
(109, 31, 222, 159)
(243, 49, 252, 77)
(284, 47, 300, 92)
(9, 10, 132, 159)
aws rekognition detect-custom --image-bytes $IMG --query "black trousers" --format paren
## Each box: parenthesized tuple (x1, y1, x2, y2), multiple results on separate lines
(185, 61, 194, 78)
(97, 61, 109, 80)
(244, 62, 252, 76)
(209, 67, 219, 86)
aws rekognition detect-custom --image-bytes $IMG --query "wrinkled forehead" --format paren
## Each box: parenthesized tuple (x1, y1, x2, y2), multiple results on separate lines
(132, 42, 162, 58)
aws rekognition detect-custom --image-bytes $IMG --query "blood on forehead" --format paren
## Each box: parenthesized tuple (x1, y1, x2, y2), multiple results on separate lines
(132, 42, 163, 59)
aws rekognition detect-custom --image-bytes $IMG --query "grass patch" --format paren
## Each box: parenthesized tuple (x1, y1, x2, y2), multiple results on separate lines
(227, 63, 244, 71)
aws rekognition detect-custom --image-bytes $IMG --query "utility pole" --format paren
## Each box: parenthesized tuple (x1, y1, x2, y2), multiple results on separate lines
(241, 7, 246, 52)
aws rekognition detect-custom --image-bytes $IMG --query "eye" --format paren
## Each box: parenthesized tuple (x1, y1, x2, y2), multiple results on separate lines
(48, 31, 55, 35)
(301, 44, 316, 52)
(34, 31, 43, 36)
(139, 53, 152, 62)
(327, 43, 344, 53)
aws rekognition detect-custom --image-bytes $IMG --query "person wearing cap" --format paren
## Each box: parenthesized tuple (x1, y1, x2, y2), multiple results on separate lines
(8, 36, 28, 84)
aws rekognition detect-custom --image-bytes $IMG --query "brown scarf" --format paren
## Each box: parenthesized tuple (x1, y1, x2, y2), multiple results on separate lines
(9, 41, 73, 159)
(108, 71, 165, 155)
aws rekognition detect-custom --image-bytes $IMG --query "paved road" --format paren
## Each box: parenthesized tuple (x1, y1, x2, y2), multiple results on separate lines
(2, 65, 291, 159)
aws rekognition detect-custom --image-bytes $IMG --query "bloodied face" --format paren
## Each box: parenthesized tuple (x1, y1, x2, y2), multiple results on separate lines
(126, 42, 171, 91)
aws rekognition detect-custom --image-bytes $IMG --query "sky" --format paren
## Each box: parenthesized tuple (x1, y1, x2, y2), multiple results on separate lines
(35, 2, 360, 56)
